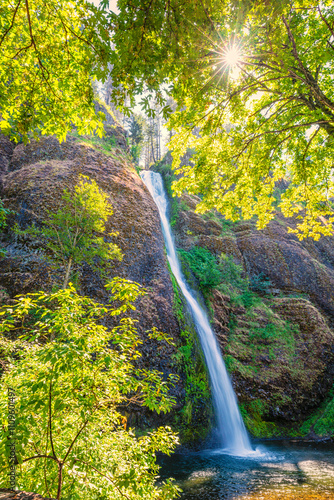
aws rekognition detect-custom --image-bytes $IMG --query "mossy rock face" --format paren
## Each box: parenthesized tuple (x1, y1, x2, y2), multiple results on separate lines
(157, 158, 334, 440)
(0, 134, 14, 176)
(0, 133, 187, 431)
(223, 297, 334, 436)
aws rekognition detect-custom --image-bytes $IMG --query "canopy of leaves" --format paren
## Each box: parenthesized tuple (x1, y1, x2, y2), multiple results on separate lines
(0, 281, 179, 499)
(0, 0, 110, 142)
(109, 0, 334, 239)
(3, 0, 334, 237)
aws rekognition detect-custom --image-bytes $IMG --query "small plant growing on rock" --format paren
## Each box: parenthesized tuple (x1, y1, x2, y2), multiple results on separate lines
(179, 246, 221, 293)
(250, 272, 272, 294)
(16, 175, 123, 288)
(0, 198, 11, 258)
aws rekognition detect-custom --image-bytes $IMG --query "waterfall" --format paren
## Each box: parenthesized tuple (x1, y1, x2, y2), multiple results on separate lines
(141, 170, 252, 456)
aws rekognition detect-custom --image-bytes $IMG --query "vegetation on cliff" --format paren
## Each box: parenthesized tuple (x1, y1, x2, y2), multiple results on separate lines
(0, 167, 181, 498)
(14, 175, 123, 288)
(156, 158, 334, 441)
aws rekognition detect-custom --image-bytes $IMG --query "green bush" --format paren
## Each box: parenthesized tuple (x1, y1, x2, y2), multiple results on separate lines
(178, 246, 221, 292)
(0, 198, 11, 258)
(219, 254, 247, 292)
(250, 272, 271, 293)
(300, 386, 334, 438)
(0, 281, 179, 499)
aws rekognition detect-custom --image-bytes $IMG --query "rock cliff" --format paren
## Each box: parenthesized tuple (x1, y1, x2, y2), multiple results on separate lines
(2, 130, 334, 442)
(156, 157, 334, 439)
(0, 131, 198, 436)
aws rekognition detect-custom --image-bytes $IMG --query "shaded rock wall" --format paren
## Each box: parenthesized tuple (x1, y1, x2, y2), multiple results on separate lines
(155, 159, 334, 438)
(0, 133, 186, 430)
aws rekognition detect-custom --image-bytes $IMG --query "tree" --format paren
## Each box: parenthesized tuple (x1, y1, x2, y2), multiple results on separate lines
(0, 280, 180, 499)
(0, 0, 110, 142)
(108, 0, 334, 239)
(17, 175, 123, 289)
(127, 114, 144, 164)
(3, 0, 334, 237)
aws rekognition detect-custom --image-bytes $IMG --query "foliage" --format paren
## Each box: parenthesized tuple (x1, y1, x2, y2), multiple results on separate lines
(219, 254, 247, 293)
(3, 0, 334, 237)
(178, 247, 221, 293)
(300, 386, 334, 437)
(109, 0, 334, 239)
(0, 281, 180, 499)
(217, 253, 263, 308)
(169, 268, 212, 442)
(15, 175, 123, 288)
(71, 129, 118, 155)
(104, 0, 212, 118)
(225, 311, 305, 438)
(0, 0, 111, 142)
(250, 272, 272, 294)
(0, 198, 11, 258)
(127, 114, 144, 164)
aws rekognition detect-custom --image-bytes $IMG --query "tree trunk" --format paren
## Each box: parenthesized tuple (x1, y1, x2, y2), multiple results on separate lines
(56, 463, 63, 500)
(63, 257, 72, 289)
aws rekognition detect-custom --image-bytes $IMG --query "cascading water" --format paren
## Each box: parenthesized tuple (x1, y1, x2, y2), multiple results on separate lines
(141, 170, 253, 456)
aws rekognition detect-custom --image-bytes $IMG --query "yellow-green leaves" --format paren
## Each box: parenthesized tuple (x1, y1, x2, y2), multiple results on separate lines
(17, 175, 123, 288)
(0, 284, 180, 498)
(165, 1, 334, 238)
(110, 0, 334, 239)
(0, 0, 109, 142)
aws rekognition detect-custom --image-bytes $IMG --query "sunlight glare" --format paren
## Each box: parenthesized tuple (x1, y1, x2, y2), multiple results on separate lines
(223, 45, 241, 67)
(220, 43, 242, 80)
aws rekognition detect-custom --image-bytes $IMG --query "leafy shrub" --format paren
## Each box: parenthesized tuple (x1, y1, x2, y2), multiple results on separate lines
(219, 254, 247, 292)
(0, 280, 179, 499)
(239, 290, 256, 308)
(300, 387, 334, 438)
(179, 246, 221, 292)
(15, 175, 123, 288)
(250, 272, 272, 294)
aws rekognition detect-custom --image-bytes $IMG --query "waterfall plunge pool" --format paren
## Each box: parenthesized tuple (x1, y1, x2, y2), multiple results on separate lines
(140, 171, 334, 498)
(159, 441, 334, 499)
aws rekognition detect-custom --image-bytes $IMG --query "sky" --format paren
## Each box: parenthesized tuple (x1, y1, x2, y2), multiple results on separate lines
(91, 0, 119, 13)
(109, 0, 119, 12)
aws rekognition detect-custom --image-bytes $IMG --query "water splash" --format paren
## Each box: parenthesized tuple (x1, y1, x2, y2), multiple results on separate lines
(140, 170, 253, 456)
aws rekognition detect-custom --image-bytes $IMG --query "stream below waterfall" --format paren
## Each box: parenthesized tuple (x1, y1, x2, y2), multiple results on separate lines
(159, 441, 334, 499)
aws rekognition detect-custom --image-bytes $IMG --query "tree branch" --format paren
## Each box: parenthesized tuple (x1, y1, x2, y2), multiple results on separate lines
(48, 377, 57, 460)
(73, 458, 131, 500)
(0, 0, 22, 47)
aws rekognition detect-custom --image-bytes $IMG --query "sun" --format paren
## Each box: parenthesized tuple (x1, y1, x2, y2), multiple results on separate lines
(222, 45, 241, 67)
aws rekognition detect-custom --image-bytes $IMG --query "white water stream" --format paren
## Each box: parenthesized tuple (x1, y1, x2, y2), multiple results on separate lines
(141, 171, 253, 456)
